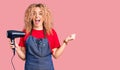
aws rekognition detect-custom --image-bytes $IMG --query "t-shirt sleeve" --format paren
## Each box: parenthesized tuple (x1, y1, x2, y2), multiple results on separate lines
(19, 37, 25, 47)
(52, 29, 60, 49)
(18, 30, 26, 47)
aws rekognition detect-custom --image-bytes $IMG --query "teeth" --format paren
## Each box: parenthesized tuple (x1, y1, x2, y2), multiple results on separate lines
(35, 20, 40, 24)
(35, 20, 40, 22)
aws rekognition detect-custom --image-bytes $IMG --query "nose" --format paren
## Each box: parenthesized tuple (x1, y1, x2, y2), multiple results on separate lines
(35, 14, 39, 18)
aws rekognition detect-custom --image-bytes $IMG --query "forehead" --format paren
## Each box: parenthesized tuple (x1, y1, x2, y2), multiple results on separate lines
(32, 7, 43, 12)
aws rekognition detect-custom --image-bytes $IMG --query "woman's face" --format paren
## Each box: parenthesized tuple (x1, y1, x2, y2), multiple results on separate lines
(32, 7, 44, 29)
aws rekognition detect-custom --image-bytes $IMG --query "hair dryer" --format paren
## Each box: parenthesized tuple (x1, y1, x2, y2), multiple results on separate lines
(7, 30, 25, 55)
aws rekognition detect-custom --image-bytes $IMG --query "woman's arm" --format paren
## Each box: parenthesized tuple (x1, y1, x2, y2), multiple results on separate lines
(15, 45, 26, 60)
(52, 34, 76, 59)
(10, 41, 26, 60)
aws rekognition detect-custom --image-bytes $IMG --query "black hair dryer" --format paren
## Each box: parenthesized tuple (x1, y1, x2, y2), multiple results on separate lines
(7, 30, 25, 55)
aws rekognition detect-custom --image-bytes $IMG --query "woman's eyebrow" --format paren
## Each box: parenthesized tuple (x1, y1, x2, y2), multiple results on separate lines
(33, 11, 42, 13)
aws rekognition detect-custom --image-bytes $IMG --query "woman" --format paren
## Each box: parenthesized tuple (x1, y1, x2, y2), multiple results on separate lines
(10, 3, 76, 70)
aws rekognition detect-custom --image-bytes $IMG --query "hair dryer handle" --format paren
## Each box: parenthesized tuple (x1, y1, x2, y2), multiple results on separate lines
(11, 39, 15, 55)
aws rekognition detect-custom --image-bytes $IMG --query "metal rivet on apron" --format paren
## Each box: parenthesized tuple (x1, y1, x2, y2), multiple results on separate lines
(43, 43, 46, 46)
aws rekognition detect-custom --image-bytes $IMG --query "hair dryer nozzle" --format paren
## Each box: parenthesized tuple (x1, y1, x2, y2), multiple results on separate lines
(7, 30, 25, 39)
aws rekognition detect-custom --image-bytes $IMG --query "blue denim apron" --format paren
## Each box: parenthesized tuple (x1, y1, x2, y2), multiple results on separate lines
(25, 35, 54, 70)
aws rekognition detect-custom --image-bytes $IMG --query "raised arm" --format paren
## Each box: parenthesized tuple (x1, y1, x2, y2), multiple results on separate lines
(52, 34, 76, 59)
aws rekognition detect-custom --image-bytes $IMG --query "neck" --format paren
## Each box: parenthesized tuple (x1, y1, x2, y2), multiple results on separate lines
(33, 26, 43, 30)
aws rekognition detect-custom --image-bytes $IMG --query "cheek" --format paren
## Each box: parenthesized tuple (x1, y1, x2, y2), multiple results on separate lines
(40, 15, 44, 20)
(40, 19, 44, 24)
(41, 17, 44, 21)
(31, 16, 35, 20)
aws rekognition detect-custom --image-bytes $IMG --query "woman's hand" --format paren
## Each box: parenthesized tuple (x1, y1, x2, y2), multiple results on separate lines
(64, 33, 76, 45)
(8, 39, 15, 49)
(8, 39, 19, 49)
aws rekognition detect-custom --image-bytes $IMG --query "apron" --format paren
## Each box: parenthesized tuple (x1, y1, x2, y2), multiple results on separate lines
(25, 34, 54, 70)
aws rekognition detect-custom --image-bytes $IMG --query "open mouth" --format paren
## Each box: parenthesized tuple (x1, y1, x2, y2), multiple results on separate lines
(35, 19, 40, 24)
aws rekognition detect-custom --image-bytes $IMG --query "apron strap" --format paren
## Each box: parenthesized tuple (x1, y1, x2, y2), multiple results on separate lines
(43, 23, 47, 38)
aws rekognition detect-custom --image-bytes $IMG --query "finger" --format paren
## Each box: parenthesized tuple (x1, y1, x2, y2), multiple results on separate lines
(67, 36, 73, 41)
(70, 34, 76, 40)
(10, 45, 15, 48)
(7, 39, 13, 45)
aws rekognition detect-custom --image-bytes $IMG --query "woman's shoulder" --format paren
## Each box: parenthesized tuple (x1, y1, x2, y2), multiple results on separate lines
(21, 29, 30, 35)
(51, 28, 57, 34)
(47, 28, 57, 37)
(21, 29, 30, 40)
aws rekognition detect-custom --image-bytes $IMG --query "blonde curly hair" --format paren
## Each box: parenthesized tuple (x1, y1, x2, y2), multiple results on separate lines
(24, 3, 53, 35)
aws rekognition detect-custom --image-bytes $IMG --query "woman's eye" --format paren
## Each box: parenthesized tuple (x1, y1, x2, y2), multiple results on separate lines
(33, 12, 36, 15)
(39, 13, 42, 15)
